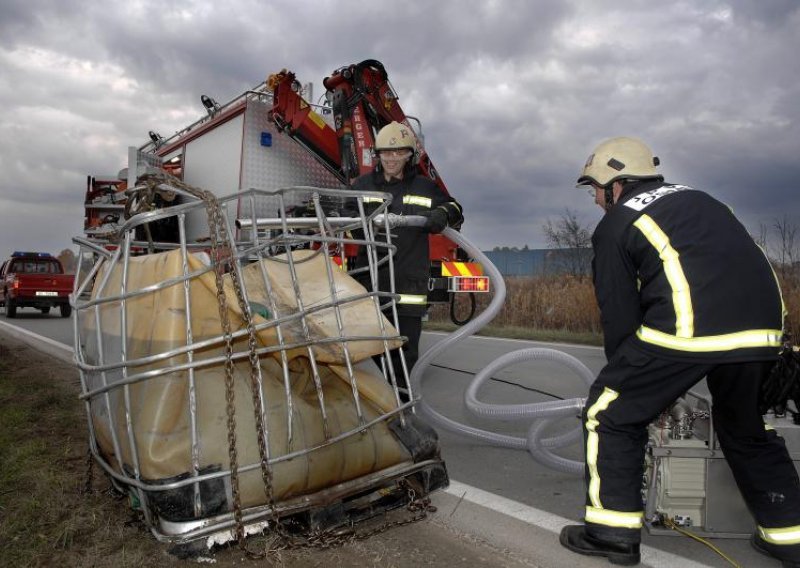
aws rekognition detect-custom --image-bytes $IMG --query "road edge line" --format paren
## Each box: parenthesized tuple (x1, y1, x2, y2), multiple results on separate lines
(0, 320, 74, 365)
(442, 480, 710, 568)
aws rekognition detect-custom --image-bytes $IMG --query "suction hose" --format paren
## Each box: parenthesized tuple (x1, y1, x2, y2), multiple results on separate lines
(386, 216, 593, 475)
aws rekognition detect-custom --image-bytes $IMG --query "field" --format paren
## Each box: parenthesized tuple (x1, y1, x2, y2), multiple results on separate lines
(429, 272, 800, 343)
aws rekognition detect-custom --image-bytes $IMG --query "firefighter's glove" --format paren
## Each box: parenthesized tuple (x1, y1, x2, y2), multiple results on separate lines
(424, 207, 449, 234)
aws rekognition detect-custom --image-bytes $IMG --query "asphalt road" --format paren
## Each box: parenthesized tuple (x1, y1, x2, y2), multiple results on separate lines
(0, 308, 778, 568)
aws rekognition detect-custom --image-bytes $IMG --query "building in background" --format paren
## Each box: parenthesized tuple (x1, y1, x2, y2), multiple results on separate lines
(483, 248, 592, 278)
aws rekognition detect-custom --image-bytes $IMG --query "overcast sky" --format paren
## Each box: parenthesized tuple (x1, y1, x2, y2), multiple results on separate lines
(1, 0, 799, 262)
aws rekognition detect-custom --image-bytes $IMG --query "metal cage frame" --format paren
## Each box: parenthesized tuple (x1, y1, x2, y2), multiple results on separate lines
(71, 183, 448, 544)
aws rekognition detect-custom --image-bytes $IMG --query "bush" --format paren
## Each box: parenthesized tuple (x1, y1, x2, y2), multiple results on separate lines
(781, 271, 800, 339)
(429, 274, 600, 334)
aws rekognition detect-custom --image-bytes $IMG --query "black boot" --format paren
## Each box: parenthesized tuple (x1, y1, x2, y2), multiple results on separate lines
(751, 534, 800, 568)
(560, 525, 640, 566)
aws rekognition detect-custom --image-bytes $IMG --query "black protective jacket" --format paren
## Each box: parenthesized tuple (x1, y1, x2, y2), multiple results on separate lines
(592, 179, 784, 363)
(351, 167, 463, 316)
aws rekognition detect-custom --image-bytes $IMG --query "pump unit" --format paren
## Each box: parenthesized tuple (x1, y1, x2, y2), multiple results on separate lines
(644, 391, 800, 538)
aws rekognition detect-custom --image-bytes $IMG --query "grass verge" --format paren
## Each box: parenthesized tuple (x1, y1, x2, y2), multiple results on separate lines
(0, 340, 172, 568)
(0, 334, 543, 568)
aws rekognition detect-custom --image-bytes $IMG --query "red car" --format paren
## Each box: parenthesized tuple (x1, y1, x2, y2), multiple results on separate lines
(0, 252, 74, 318)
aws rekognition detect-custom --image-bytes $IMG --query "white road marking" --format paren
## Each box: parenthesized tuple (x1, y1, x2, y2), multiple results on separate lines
(0, 319, 73, 361)
(445, 480, 712, 568)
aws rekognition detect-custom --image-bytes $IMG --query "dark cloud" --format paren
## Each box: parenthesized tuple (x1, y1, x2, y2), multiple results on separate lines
(727, 0, 799, 26)
(0, 0, 798, 261)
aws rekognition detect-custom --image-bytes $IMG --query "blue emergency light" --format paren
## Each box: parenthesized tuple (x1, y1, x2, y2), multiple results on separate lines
(12, 252, 53, 258)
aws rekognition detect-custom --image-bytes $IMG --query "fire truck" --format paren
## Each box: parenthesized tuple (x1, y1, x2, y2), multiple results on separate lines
(82, 59, 488, 320)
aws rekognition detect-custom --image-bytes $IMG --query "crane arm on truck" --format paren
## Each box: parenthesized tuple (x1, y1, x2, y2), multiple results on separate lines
(267, 70, 345, 183)
(269, 60, 447, 195)
(322, 59, 447, 194)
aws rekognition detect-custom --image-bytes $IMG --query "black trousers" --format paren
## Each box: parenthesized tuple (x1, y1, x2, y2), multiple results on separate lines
(583, 341, 800, 556)
(373, 313, 422, 402)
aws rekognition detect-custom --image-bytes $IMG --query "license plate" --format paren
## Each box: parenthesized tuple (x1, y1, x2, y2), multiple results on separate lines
(35, 291, 58, 297)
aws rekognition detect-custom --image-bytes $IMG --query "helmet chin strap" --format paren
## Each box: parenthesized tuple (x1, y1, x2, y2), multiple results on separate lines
(604, 185, 615, 211)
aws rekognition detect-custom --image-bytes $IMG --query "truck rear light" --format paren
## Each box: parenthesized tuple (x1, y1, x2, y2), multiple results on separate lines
(13, 278, 19, 290)
(448, 276, 489, 293)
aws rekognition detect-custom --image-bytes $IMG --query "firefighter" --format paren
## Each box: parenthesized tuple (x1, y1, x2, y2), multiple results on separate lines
(351, 121, 463, 402)
(559, 136, 800, 566)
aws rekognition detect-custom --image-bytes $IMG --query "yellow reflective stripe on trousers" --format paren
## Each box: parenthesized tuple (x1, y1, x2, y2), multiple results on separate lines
(403, 195, 432, 208)
(633, 214, 694, 337)
(585, 506, 643, 530)
(398, 294, 427, 305)
(637, 325, 783, 351)
(363, 196, 384, 204)
(758, 524, 800, 545)
(586, 387, 619, 508)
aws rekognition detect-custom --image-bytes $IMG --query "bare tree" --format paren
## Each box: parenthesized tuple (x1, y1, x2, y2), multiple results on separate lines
(753, 222, 769, 251)
(57, 249, 77, 274)
(542, 208, 594, 279)
(770, 215, 799, 281)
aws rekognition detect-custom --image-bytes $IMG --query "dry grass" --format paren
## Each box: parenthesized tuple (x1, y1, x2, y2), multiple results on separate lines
(429, 274, 601, 339)
(429, 272, 800, 343)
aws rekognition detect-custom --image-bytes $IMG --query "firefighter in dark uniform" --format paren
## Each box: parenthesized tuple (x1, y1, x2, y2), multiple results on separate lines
(559, 137, 800, 567)
(351, 121, 463, 402)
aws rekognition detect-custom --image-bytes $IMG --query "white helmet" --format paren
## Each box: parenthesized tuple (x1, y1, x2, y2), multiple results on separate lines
(577, 137, 662, 187)
(374, 121, 416, 153)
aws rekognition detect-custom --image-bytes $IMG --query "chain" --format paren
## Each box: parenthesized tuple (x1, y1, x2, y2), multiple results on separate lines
(132, 173, 278, 550)
(122, 180, 170, 251)
(262, 480, 437, 553)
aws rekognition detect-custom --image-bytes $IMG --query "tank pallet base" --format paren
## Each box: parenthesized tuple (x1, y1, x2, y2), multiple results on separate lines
(155, 458, 448, 547)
